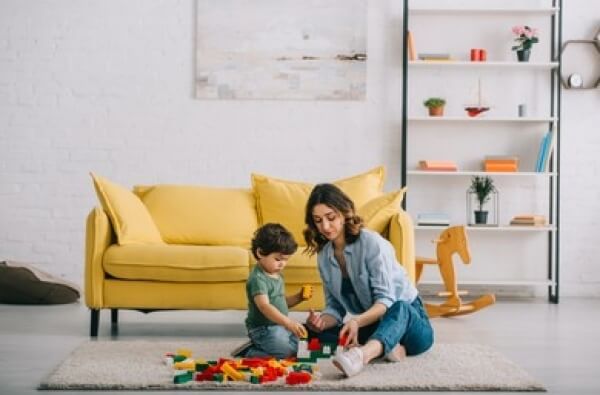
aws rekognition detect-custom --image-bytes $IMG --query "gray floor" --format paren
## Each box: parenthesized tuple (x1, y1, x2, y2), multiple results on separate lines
(1, 298, 599, 394)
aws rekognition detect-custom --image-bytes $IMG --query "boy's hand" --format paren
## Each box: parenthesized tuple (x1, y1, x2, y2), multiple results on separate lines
(285, 319, 308, 338)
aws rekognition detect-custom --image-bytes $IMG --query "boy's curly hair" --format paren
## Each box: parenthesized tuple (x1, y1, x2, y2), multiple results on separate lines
(251, 223, 298, 260)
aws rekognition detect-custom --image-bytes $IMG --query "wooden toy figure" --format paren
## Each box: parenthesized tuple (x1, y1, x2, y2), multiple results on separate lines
(416, 225, 495, 318)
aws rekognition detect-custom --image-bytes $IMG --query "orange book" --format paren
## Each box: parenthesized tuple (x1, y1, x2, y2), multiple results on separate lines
(485, 159, 519, 165)
(485, 163, 518, 172)
(419, 160, 458, 171)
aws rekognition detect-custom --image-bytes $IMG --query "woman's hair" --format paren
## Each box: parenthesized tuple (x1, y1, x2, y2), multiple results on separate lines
(251, 223, 298, 260)
(303, 183, 363, 255)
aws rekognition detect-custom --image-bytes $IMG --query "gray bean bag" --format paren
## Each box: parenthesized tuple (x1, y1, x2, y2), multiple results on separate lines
(0, 260, 80, 304)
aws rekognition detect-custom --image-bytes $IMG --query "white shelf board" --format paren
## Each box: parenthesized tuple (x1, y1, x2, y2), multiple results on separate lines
(407, 170, 556, 177)
(409, 60, 558, 69)
(416, 225, 555, 232)
(408, 116, 557, 123)
(410, 7, 559, 15)
(419, 280, 554, 287)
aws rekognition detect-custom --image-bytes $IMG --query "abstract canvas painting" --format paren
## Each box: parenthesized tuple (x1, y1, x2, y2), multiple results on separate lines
(195, 0, 367, 100)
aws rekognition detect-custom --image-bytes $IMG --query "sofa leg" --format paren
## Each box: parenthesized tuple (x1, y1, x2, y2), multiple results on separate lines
(110, 309, 119, 336)
(90, 309, 100, 337)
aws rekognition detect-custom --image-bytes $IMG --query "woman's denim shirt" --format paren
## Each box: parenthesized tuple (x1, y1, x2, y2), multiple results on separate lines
(318, 229, 418, 324)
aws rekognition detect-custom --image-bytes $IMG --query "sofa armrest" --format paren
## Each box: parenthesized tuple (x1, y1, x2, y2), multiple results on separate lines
(388, 210, 416, 285)
(84, 207, 114, 308)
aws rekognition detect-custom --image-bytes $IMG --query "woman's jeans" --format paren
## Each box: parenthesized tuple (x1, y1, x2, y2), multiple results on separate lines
(245, 325, 298, 359)
(307, 297, 434, 356)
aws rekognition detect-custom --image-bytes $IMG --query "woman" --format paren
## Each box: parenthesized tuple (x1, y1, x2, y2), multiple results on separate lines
(303, 184, 433, 377)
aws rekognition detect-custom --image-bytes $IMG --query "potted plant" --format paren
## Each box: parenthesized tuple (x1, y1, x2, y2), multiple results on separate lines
(468, 176, 496, 224)
(423, 97, 446, 117)
(511, 25, 539, 62)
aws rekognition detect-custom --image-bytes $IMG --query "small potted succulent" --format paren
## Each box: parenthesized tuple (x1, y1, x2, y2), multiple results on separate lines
(423, 97, 446, 117)
(468, 176, 497, 225)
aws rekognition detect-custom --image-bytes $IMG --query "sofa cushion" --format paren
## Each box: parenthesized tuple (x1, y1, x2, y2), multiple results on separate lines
(359, 188, 406, 234)
(133, 185, 258, 247)
(250, 251, 320, 284)
(252, 166, 386, 245)
(90, 173, 164, 245)
(103, 244, 250, 282)
(333, 166, 387, 207)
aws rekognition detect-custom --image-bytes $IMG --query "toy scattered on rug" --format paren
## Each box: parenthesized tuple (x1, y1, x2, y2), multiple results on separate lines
(166, 335, 348, 385)
(165, 348, 318, 385)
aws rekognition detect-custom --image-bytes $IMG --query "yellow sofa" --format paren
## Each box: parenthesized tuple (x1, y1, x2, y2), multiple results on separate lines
(85, 168, 415, 336)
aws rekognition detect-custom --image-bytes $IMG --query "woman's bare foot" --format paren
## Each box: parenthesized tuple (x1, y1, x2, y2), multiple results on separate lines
(385, 344, 406, 362)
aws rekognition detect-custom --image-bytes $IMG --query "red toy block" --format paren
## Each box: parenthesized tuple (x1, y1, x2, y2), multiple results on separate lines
(308, 338, 321, 351)
(286, 371, 312, 385)
(241, 357, 272, 367)
(195, 371, 214, 382)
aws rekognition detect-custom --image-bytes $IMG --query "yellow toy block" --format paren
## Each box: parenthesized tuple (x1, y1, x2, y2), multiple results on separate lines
(174, 358, 195, 370)
(301, 285, 313, 300)
(279, 359, 295, 367)
(221, 362, 245, 381)
(251, 367, 264, 376)
(176, 348, 192, 358)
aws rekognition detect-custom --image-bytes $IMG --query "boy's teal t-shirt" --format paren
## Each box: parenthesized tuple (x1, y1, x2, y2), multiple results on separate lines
(245, 265, 288, 329)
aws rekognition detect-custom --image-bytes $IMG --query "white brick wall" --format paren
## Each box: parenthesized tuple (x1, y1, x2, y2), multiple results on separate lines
(0, 0, 599, 297)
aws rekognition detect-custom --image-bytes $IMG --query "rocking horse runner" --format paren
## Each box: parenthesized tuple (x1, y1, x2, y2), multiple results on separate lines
(416, 226, 495, 318)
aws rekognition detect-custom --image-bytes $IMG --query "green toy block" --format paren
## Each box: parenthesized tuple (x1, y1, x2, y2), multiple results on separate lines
(250, 375, 260, 384)
(213, 373, 224, 382)
(297, 356, 317, 363)
(173, 355, 187, 363)
(173, 371, 193, 384)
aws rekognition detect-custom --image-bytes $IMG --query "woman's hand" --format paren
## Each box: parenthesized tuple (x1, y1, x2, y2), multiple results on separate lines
(339, 318, 360, 348)
(285, 319, 308, 338)
(306, 308, 325, 333)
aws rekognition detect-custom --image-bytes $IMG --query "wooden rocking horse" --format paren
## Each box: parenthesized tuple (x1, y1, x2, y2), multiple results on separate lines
(416, 225, 495, 318)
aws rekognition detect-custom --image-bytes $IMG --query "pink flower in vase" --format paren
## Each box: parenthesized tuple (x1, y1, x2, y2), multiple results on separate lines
(511, 25, 539, 51)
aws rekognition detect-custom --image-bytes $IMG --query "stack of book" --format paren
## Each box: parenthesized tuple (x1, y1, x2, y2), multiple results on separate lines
(419, 160, 458, 171)
(417, 212, 450, 226)
(483, 156, 519, 172)
(509, 214, 547, 226)
(418, 53, 452, 61)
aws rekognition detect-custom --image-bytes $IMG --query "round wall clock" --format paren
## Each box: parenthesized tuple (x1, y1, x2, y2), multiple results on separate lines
(568, 73, 583, 88)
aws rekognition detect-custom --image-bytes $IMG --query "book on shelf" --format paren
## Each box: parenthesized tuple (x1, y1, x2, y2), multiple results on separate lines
(509, 214, 547, 226)
(535, 130, 555, 172)
(418, 53, 452, 61)
(541, 129, 556, 172)
(484, 155, 519, 164)
(417, 212, 450, 226)
(407, 31, 417, 61)
(419, 160, 458, 171)
(484, 162, 518, 172)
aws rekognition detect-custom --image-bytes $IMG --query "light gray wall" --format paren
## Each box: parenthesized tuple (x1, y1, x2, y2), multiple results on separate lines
(0, 0, 598, 296)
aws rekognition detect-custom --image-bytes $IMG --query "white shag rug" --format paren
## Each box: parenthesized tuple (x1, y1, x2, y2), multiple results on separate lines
(39, 339, 545, 391)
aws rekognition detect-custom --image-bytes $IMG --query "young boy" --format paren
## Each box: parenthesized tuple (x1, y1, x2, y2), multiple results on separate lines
(232, 223, 309, 358)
